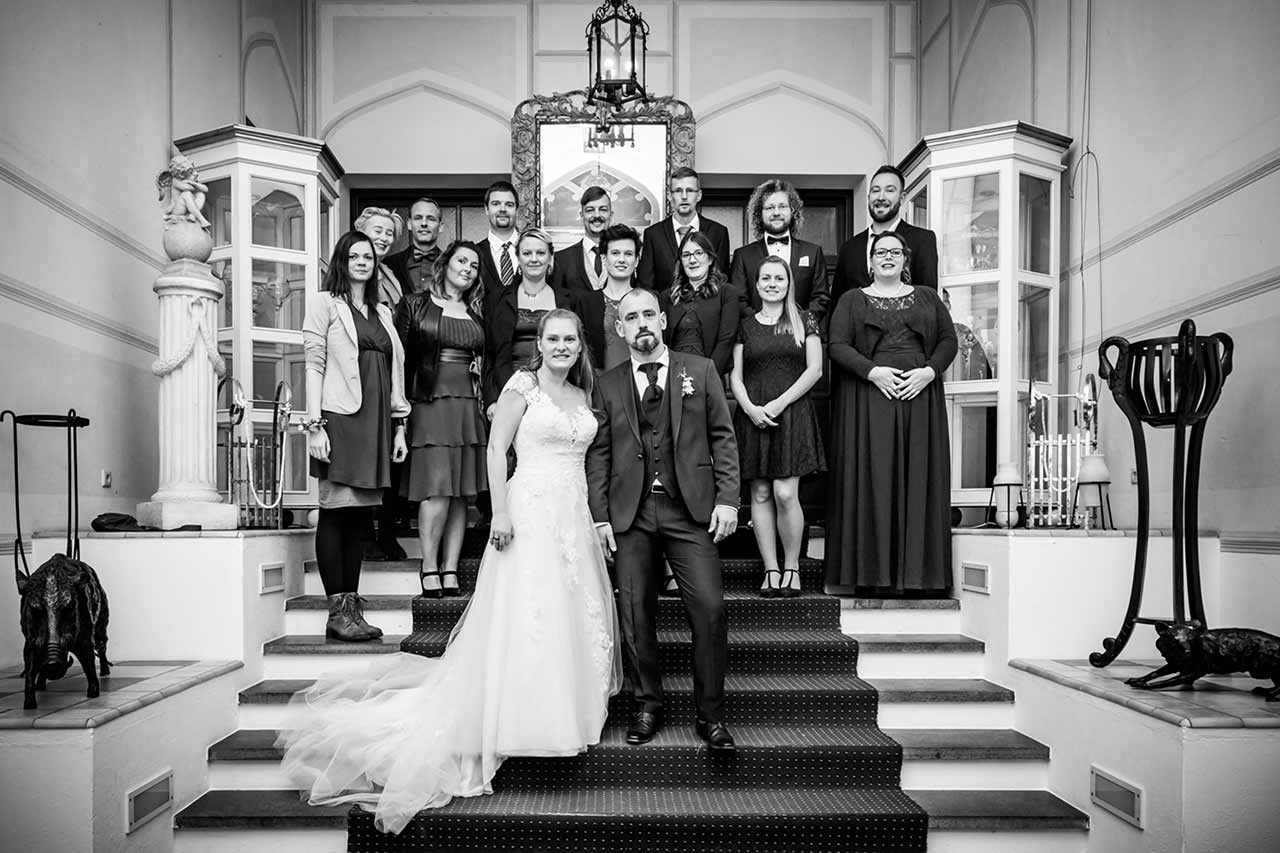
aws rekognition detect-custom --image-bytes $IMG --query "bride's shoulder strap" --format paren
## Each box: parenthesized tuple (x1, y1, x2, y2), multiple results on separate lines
(501, 369, 539, 403)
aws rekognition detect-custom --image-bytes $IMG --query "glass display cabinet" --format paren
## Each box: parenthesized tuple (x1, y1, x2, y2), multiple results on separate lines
(175, 125, 344, 517)
(900, 121, 1072, 511)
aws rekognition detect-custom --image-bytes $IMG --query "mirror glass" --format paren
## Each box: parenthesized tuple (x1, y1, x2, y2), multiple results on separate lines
(538, 122, 668, 247)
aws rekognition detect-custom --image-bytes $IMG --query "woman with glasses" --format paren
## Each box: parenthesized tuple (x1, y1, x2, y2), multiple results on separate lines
(824, 231, 957, 597)
(664, 230, 739, 375)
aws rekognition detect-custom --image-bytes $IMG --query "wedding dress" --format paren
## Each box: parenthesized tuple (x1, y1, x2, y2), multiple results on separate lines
(278, 371, 621, 834)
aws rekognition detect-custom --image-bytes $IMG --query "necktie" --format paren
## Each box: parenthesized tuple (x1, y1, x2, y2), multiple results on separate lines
(638, 362, 663, 424)
(592, 244, 603, 276)
(766, 235, 790, 246)
(500, 241, 515, 288)
(677, 225, 692, 244)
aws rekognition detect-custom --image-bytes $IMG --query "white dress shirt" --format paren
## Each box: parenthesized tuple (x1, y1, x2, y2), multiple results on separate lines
(488, 230, 518, 279)
(765, 231, 793, 265)
(672, 215, 701, 244)
(630, 347, 670, 400)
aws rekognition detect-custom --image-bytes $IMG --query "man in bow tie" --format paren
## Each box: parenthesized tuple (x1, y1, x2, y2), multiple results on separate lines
(728, 179, 829, 327)
(385, 197, 442, 295)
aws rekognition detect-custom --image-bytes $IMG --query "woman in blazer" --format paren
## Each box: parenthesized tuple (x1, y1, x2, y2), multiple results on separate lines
(395, 241, 488, 598)
(665, 229, 739, 375)
(302, 230, 409, 641)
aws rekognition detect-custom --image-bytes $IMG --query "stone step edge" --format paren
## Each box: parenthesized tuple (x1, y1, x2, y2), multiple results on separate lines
(239, 677, 1015, 704)
(174, 788, 1085, 831)
(210, 727, 1048, 763)
(285, 590, 839, 609)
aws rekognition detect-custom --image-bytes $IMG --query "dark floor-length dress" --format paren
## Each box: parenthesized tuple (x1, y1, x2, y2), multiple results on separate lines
(825, 290, 954, 595)
(733, 311, 826, 480)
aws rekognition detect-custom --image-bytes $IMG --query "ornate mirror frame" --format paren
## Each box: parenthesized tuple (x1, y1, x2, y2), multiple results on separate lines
(511, 91, 696, 229)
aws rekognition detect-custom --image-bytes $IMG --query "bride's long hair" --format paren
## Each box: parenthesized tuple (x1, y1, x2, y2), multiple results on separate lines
(525, 308, 596, 399)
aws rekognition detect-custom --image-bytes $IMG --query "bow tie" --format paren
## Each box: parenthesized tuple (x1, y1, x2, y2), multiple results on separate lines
(766, 235, 790, 246)
(413, 249, 438, 262)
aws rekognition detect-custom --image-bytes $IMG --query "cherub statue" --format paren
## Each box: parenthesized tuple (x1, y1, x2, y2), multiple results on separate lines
(157, 154, 211, 230)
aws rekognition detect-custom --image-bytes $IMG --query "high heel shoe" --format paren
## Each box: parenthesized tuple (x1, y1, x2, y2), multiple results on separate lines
(760, 569, 782, 599)
(778, 568, 801, 598)
(419, 568, 443, 599)
(440, 570, 462, 598)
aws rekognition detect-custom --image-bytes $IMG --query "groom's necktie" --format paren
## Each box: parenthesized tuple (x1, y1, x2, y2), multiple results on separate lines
(638, 362, 663, 427)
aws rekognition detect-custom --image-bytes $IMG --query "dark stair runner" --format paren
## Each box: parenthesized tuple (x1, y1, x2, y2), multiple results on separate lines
(345, 531, 929, 852)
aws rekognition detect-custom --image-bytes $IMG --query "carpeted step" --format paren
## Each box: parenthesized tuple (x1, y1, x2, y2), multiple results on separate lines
(241, 673, 883, 727)
(397, 626, 857, 675)
(208, 724, 905, 789)
(311, 555, 826, 594)
(345, 786, 928, 852)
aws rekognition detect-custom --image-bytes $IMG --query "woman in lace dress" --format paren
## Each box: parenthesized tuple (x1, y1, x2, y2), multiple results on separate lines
(824, 231, 958, 596)
(279, 308, 620, 834)
(729, 257, 825, 598)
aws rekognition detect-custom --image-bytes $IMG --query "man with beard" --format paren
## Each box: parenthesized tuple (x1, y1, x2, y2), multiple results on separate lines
(637, 167, 731, 292)
(552, 186, 614, 293)
(385, 197, 442, 296)
(728, 179, 829, 326)
(475, 180, 521, 303)
(831, 165, 938, 307)
(587, 287, 739, 752)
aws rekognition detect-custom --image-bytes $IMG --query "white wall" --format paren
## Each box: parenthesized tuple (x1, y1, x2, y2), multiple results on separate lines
(0, 0, 303, 553)
(918, 0, 1280, 616)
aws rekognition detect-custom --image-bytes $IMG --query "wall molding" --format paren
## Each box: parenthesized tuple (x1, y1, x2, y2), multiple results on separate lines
(1069, 264, 1280, 358)
(0, 156, 166, 271)
(0, 271, 158, 354)
(1066, 146, 1280, 279)
(1220, 531, 1280, 556)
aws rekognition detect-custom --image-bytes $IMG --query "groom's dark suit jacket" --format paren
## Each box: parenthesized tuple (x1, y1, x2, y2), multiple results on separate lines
(587, 350, 740, 532)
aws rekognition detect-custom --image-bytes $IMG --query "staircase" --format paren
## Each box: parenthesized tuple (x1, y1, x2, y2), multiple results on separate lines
(175, 533, 1087, 852)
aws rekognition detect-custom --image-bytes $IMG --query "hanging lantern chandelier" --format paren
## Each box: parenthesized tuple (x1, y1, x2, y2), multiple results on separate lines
(586, 0, 649, 126)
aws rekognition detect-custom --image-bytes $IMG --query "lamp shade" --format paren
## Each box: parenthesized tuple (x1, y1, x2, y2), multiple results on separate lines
(1077, 451, 1112, 485)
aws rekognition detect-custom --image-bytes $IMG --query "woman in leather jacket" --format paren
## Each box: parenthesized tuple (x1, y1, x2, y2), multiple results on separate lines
(394, 241, 488, 598)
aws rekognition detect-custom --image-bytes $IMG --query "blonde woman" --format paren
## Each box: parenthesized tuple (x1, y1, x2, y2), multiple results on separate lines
(729, 256, 824, 597)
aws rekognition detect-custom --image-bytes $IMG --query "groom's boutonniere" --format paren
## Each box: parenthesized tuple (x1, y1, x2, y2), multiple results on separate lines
(679, 367, 695, 398)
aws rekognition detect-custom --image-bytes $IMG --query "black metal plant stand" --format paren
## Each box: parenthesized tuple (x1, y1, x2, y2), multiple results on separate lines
(2, 409, 91, 573)
(1089, 320, 1233, 667)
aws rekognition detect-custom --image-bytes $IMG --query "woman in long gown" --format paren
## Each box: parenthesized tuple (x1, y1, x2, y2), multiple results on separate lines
(824, 231, 957, 596)
(279, 308, 621, 834)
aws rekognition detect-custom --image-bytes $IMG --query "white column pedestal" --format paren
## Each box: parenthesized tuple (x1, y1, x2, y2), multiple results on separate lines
(137, 258, 238, 530)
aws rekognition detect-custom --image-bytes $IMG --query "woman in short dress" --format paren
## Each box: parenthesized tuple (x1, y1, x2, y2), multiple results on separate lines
(825, 230, 957, 596)
(302, 230, 409, 640)
(395, 241, 489, 598)
(729, 256, 825, 597)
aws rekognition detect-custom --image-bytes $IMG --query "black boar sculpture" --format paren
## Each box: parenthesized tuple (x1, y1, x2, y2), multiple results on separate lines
(15, 553, 112, 710)
(1125, 620, 1280, 701)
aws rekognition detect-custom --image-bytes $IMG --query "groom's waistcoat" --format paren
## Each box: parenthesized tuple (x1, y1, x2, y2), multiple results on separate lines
(634, 380, 683, 505)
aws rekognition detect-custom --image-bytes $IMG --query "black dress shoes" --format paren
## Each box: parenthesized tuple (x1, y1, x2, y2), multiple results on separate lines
(695, 718, 736, 752)
(626, 711, 662, 744)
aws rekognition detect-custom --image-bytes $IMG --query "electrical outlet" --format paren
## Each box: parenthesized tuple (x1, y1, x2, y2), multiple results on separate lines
(1130, 468, 1138, 485)
(100, 469, 112, 489)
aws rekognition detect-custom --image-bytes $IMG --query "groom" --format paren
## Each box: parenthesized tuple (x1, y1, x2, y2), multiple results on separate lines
(587, 288, 740, 752)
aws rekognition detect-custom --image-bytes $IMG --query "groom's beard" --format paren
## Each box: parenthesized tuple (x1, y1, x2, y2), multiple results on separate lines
(630, 330, 659, 353)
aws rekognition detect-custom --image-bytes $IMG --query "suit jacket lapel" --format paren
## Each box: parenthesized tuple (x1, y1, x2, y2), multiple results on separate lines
(617, 364, 641, 444)
(667, 352, 684, 440)
(659, 218, 680, 261)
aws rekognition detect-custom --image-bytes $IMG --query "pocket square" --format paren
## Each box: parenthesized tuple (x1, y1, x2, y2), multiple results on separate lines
(798, 255, 811, 267)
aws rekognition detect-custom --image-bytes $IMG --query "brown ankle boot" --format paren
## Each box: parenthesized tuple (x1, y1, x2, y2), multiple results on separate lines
(325, 593, 369, 642)
(349, 594, 383, 639)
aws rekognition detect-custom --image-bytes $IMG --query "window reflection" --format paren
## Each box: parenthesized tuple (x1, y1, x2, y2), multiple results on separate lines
(251, 178, 305, 251)
(941, 174, 999, 274)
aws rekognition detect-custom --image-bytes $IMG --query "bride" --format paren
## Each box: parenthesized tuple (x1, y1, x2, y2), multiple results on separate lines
(278, 308, 621, 834)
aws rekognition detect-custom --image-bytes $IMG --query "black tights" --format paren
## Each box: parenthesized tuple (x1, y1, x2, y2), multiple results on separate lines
(316, 507, 372, 596)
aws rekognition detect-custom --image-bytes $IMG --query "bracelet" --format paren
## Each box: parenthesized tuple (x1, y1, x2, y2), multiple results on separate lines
(393, 417, 407, 429)
(298, 416, 328, 434)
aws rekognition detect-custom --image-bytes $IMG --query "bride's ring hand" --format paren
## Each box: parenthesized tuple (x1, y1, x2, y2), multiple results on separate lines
(489, 513, 513, 551)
